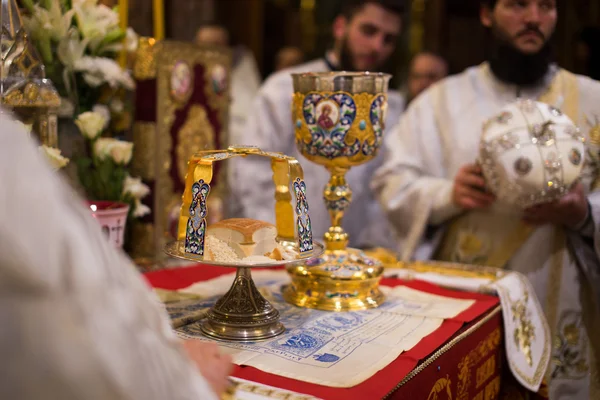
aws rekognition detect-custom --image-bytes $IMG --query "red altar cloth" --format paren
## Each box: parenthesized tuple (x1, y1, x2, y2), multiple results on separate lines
(145, 265, 500, 399)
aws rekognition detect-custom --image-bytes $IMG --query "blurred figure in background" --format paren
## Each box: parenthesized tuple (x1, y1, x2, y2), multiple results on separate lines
(229, 0, 406, 250)
(405, 51, 448, 105)
(274, 46, 305, 71)
(195, 24, 230, 47)
(195, 23, 262, 149)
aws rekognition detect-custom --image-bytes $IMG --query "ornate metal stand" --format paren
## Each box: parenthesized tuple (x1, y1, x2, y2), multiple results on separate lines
(201, 266, 284, 341)
(166, 146, 323, 340)
(165, 239, 324, 342)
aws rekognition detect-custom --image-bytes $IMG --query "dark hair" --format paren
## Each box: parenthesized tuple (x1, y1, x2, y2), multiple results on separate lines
(340, 0, 405, 20)
(480, 0, 498, 9)
(577, 26, 600, 80)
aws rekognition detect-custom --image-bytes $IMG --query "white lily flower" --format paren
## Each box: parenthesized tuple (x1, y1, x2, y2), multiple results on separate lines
(73, 1, 120, 52)
(24, 0, 74, 43)
(92, 104, 111, 128)
(123, 175, 150, 199)
(57, 29, 90, 69)
(133, 200, 151, 218)
(74, 56, 135, 90)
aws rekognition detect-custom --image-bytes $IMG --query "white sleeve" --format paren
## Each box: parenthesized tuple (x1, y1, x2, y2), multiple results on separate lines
(228, 76, 294, 223)
(372, 95, 462, 259)
(0, 116, 218, 400)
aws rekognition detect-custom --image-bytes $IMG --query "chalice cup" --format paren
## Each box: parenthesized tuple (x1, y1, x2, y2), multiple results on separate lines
(283, 72, 391, 311)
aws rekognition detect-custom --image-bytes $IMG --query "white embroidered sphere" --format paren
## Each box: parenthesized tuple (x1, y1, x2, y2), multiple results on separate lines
(479, 99, 585, 209)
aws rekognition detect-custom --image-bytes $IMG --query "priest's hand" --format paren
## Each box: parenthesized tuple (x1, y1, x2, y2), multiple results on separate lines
(522, 182, 589, 229)
(183, 340, 234, 396)
(452, 164, 495, 210)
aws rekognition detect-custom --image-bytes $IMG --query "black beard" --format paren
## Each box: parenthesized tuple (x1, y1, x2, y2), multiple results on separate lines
(338, 38, 358, 72)
(488, 29, 554, 87)
(336, 37, 396, 76)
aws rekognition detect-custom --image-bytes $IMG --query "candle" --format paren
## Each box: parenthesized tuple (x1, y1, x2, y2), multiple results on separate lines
(153, 0, 165, 41)
(118, 0, 128, 67)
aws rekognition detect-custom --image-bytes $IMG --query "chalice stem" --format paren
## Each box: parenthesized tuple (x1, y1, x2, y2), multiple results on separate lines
(323, 167, 351, 251)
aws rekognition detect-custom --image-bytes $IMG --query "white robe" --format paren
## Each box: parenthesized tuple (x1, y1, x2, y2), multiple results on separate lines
(0, 115, 217, 399)
(229, 58, 405, 249)
(229, 47, 262, 149)
(373, 63, 600, 399)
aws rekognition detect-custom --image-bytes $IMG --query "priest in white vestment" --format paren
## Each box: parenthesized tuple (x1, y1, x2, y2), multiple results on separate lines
(229, 0, 406, 250)
(0, 116, 232, 399)
(373, 0, 600, 398)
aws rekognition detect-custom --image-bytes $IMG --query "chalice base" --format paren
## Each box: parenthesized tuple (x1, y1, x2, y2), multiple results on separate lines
(283, 248, 386, 311)
(201, 267, 285, 342)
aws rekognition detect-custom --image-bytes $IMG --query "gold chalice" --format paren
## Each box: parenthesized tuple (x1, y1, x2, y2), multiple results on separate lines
(165, 146, 324, 341)
(283, 72, 391, 311)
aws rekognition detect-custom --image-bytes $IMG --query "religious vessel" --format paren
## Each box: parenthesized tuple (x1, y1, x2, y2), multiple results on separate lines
(165, 146, 324, 342)
(284, 71, 391, 311)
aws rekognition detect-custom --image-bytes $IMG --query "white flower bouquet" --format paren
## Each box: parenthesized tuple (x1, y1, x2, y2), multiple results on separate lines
(21, 0, 137, 123)
(75, 111, 150, 218)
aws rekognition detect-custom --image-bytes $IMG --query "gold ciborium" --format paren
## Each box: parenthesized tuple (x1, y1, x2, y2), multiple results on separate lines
(165, 146, 324, 341)
(283, 72, 391, 311)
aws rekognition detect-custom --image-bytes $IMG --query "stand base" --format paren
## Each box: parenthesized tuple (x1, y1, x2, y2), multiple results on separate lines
(202, 267, 285, 342)
(283, 248, 386, 311)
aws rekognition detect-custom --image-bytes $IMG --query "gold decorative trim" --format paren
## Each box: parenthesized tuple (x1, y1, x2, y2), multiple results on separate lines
(133, 37, 159, 80)
(2, 81, 60, 107)
(155, 41, 231, 260)
(131, 121, 157, 180)
(176, 105, 215, 182)
(383, 305, 502, 399)
(396, 260, 506, 282)
(496, 274, 551, 388)
(129, 221, 156, 262)
(204, 62, 230, 127)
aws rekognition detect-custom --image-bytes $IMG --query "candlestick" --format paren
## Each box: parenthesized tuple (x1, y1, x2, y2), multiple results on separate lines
(118, 0, 128, 67)
(153, 0, 165, 41)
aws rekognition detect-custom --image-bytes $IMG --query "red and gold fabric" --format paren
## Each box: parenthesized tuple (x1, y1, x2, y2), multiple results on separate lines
(145, 265, 549, 399)
(130, 39, 231, 263)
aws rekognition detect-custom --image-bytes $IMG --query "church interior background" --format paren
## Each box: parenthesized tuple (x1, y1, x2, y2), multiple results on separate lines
(105, 0, 600, 83)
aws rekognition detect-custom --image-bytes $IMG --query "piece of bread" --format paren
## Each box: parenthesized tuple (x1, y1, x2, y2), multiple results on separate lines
(207, 218, 278, 258)
(204, 235, 240, 263)
(265, 247, 283, 261)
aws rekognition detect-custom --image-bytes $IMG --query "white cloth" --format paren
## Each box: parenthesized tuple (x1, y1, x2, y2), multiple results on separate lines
(229, 47, 262, 149)
(176, 271, 472, 388)
(228, 58, 405, 249)
(373, 63, 600, 398)
(0, 115, 217, 399)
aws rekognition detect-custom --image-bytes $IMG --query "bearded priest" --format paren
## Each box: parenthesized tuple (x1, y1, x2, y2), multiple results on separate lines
(373, 0, 600, 397)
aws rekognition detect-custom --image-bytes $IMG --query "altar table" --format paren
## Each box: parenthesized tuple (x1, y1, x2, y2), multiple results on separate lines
(144, 265, 545, 400)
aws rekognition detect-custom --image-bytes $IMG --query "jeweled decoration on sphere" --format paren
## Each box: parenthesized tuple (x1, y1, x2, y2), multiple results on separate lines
(285, 71, 391, 312)
(479, 99, 586, 209)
